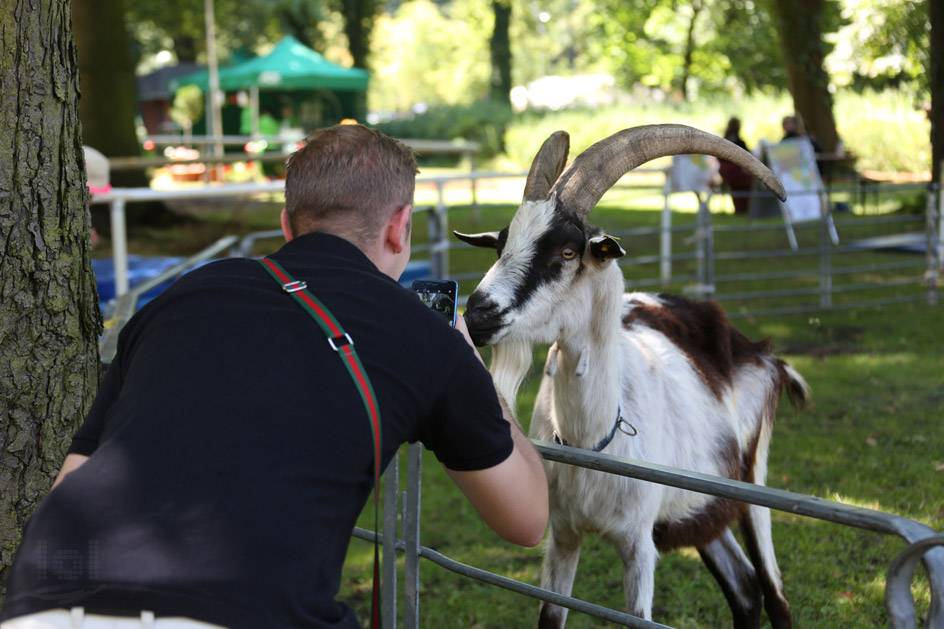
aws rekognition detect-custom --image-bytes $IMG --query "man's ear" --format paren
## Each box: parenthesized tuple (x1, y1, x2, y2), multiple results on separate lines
(385, 204, 413, 254)
(280, 208, 294, 242)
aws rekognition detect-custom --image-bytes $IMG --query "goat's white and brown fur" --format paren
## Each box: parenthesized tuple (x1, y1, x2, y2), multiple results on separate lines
(457, 126, 808, 629)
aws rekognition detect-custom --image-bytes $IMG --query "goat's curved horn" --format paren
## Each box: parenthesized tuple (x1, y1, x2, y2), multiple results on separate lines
(552, 124, 786, 220)
(523, 131, 570, 202)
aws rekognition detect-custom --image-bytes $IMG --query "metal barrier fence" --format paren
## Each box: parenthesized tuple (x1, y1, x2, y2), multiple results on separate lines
(613, 182, 942, 317)
(443, 181, 942, 316)
(93, 173, 942, 627)
(89, 168, 670, 299)
(354, 179, 942, 628)
(354, 440, 944, 628)
(91, 171, 526, 298)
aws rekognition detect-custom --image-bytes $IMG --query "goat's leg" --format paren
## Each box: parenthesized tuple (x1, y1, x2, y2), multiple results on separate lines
(698, 527, 763, 629)
(538, 524, 583, 629)
(611, 531, 658, 620)
(740, 505, 792, 629)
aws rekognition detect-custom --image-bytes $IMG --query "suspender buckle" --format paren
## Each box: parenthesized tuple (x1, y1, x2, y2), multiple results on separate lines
(282, 280, 308, 293)
(328, 333, 354, 352)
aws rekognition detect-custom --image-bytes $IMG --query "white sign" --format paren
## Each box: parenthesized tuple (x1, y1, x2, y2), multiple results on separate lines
(764, 138, 824, 222)
(670, 154, 718, 194)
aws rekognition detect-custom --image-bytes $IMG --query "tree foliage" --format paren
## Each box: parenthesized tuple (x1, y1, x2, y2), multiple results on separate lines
(588, 0, 796, 99)
(369, 0, 492, 113)
(119, 0, 930, 115)
(127, 0, 334, 64)
(825, 0, 930, 96)
(510, 0, 603, 82)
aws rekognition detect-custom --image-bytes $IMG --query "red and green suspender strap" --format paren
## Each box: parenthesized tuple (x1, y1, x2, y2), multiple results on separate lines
(257, 257, 384, 628)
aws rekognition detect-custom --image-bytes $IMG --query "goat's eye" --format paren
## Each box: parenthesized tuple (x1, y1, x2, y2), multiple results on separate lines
(561, 248, 577, 260)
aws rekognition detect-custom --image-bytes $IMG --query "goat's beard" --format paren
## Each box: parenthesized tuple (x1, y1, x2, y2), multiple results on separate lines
(488, 339, 533, 420)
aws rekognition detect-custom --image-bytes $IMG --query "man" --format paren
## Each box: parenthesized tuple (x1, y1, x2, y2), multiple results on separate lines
(2, 124, 548, 628)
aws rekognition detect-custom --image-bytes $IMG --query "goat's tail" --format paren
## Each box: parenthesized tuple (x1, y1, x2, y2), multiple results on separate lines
(782, 363, 810, 413)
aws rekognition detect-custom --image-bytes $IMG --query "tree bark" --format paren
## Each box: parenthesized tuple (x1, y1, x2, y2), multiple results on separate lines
(72, 0, 147, 188)
(338, 0, 378, 122)
(931, 0, 943, 184)
(679, 0, 704, 102)
(0, 0, 103, 604)
(172, 35, 198, 64)
(770, 0, 840, 152)
(490, 0, 512, 107)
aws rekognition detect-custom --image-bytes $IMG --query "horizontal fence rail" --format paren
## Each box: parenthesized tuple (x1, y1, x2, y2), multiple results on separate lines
(354, 440, 944, 629)
(447, 180, 940, 316)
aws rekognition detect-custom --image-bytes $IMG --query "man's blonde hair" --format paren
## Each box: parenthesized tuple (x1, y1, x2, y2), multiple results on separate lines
(285, 124, 418, 245)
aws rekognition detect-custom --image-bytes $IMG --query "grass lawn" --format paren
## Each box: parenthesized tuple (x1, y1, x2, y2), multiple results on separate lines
(97, 175, 941, 628)
(339, 302, 942, 629)
(338, 185, 939, 627)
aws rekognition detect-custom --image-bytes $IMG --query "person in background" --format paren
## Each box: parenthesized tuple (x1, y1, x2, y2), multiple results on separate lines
(781, 113, 842, 181)
(83, 146, 111, 248)
(782, 114, 824, 153)
(719, 117, 754, 214)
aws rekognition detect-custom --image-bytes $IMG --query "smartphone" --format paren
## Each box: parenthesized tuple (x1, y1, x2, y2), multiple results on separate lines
(412, 279, 459, 327)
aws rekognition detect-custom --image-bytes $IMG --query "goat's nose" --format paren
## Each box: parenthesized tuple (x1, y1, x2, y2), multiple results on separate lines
(463, 291, 504, 346)
(464, 291, 498, 319)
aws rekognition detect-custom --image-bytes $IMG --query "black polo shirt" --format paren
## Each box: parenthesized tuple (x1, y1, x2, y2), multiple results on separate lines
(3, 232, 512, 628)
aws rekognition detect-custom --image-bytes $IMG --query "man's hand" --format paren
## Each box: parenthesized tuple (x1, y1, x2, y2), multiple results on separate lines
(52, 453, 89, 489)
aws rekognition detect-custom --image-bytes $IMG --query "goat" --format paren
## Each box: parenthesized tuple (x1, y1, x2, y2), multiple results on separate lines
(455, 125, 809, 629)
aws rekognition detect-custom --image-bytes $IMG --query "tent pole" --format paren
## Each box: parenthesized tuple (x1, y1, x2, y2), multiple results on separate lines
(251, 86, 260, 137)
(204, 0, 224, 181)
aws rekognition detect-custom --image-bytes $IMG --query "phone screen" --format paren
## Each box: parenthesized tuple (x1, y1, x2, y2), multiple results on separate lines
(412, 279, 458, 327)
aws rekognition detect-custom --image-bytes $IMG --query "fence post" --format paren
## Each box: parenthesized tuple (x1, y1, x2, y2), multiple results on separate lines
(403, 443, 423, 628)
(110, 198, 129, 297)
(693, 194, 714, 298)
(468, 151, 480, 223)
(927, 181, 940, 306)
(660, 174, 672, 284)
(428, 184, 450, 278)
(938, 161, 943, 271)
(704, 194, 715, 296)
(382, 455, 400, 627)
(819, 206, 833, 309)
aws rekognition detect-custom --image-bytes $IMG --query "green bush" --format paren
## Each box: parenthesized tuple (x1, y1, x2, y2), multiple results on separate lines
(499, 92, 930, 175)
(376, 91, 930, 176)
(375, 102, 516, 165)
(833, 90, 930, 173)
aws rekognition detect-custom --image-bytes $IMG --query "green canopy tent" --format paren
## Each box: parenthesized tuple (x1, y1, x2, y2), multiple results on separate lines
(169, 36, 369, 136)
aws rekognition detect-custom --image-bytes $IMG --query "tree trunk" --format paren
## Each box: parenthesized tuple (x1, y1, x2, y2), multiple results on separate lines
(931, 0, 943, 184)
(338, 0, 378, 122)
(173, 35, 198, 64)
(680, 0, 704, 102)
(770, 0, 840, 152)
(0, 0, 103, 604)
(490, 0, 512, 107)
(72, 0, 147, 188)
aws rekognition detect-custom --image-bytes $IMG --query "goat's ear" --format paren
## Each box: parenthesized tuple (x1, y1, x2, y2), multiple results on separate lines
(454, 230, 500, 249)
(589, 235, 625, 262)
